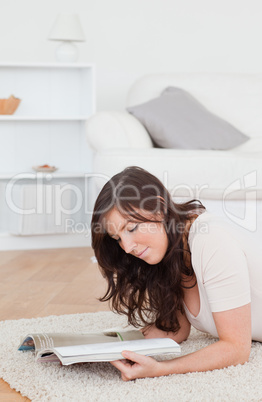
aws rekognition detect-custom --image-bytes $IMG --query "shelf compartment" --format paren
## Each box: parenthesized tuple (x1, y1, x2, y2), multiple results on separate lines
(0, 64, 95, 118)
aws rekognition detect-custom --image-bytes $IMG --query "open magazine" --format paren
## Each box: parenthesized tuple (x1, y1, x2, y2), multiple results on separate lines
(18, 329, 181, 366)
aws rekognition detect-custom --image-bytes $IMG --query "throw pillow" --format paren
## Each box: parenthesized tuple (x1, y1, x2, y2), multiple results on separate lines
(127, 87, 249, 150)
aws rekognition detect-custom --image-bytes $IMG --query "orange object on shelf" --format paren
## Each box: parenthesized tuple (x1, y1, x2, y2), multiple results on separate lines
(0, 95, 21, 115)
(32, 165, 58, 173)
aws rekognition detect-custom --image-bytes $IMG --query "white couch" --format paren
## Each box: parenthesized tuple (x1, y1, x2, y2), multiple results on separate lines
(86, 73, 262, 237)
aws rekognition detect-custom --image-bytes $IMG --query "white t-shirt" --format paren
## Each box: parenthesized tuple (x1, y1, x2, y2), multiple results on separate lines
(184, 211, 262, 342)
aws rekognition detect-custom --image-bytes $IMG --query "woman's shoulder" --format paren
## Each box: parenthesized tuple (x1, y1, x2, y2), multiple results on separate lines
(189, 210, 224, 236)
(189, 211, 248, 248)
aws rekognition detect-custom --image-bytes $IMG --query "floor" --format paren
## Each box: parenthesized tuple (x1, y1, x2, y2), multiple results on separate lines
(0, 247, 110, 401)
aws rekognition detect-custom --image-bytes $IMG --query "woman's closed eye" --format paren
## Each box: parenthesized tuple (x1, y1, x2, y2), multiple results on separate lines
(128, 224, 138, 233)
(109, 223, 139, 243)
(112, 224, 138, 243)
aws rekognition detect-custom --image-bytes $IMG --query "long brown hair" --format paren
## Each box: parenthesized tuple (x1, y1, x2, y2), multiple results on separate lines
(91, 166, 205, 333)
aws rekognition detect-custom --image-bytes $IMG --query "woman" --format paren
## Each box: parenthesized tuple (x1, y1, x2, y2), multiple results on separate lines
(91, 166, 262, 381)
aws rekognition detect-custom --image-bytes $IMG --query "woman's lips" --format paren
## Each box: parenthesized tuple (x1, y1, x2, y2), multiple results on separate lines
(137, 247, 149, 257)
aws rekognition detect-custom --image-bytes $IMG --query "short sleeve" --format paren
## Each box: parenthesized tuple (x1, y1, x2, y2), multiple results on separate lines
(196, 228, 251, 312)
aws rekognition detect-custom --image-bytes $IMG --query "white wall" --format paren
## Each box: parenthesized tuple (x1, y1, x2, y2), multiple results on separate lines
(0, 0, 262, 111)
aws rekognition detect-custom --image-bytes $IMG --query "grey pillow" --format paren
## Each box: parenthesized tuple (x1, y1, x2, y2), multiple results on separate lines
(127, 87, 249, 150)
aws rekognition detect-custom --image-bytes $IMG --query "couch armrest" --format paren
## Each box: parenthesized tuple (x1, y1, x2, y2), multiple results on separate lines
(86, 111, 153, 151)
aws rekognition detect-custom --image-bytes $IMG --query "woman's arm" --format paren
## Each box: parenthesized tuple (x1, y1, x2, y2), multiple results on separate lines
(110, 304, 251, 381)
(142, 310, 191, 344)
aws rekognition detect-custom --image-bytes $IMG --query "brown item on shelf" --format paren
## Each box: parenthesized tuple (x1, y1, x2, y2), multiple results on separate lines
(32, 165, 58, 173)
(0, 95, 21, 115)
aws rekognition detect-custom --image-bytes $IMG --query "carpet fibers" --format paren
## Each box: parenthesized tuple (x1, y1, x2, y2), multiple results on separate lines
(0, 311, 261, 402)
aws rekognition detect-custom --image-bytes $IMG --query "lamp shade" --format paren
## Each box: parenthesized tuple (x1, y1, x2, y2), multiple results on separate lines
(48, 13, 85, 42)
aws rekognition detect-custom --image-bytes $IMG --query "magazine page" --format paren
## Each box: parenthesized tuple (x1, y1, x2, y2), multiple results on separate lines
(36, 338, 181, 365)
(18, 330, 144, 352)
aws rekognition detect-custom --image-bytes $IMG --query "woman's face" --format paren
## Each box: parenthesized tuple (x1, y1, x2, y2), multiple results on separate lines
(105, 207, 169, 265)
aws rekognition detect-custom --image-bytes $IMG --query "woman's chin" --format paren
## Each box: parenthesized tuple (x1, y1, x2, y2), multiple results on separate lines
(142, 253, 163, 265)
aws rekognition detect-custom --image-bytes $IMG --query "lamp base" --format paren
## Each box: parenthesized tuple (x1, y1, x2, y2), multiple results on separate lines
(55, 41, 78, 62)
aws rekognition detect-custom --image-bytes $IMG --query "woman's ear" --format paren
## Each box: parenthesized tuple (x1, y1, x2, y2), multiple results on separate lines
(155, 210, 164, 219)
(156, 195, 165, 202)
(156, 195, 167, 217)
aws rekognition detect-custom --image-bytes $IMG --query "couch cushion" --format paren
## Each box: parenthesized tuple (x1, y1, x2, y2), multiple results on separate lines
(86, 111, 153, 151)
(126, 73, 262, 140)
(127, 87, 249, 150)
(93, 148, 262, 198)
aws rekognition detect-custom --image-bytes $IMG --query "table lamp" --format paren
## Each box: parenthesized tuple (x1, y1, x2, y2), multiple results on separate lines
(48, 13, 86, 62)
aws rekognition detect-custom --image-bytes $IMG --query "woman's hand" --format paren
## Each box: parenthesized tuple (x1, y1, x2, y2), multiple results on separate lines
(110, 351, 161, 381)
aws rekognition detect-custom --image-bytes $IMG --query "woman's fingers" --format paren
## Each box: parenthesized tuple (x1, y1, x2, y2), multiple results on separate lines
(110, 358, 129, 371)
(121, 350, 148, 364)
(110, 351, 160, 381)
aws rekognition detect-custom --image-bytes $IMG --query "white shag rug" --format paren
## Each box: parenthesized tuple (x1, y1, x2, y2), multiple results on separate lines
(0, 311, 262, 402)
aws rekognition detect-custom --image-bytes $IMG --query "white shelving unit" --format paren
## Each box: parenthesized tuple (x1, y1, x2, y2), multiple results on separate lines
(0, 63, 96, 250)
(0, 62, 95, 173)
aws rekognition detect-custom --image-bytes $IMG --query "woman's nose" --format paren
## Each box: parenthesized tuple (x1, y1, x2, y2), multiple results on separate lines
(121, 237, 137, 254)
